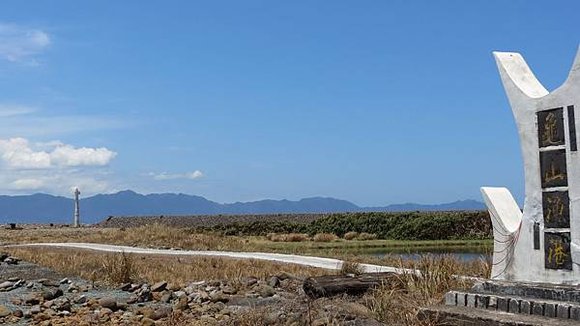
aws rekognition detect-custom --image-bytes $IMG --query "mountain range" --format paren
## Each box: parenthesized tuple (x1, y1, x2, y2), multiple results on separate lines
(0, 190, 485, 224)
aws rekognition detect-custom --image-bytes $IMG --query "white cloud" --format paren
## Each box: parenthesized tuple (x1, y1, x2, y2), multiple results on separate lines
(0, 138, 117, 195)
(51, 145, 117, 167)
(0, 23, 50, 64)
(0, 137, 116, 169)
(0, 104, 36, 117)
(0, 112, 133, 138)
(10, 178, 44, 190)
(4, 173, 111, 195)
(150, 170, 204, 181)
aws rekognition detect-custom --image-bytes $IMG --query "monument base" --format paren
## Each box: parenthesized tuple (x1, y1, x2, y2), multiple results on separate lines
(419, 279, 580, 325)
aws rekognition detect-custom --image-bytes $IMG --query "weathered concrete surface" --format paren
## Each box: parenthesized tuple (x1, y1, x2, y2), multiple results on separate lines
(419, 305, 580, 326)
(474, 279, 580, 303)
(3, 242, 407, 274)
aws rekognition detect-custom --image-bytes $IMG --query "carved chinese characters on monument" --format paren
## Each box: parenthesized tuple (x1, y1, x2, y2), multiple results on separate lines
(542, 191, 570, 228)
(545, 232, 572, 270)
(538, 108, 565, 148)
(540, 149, 568, 188)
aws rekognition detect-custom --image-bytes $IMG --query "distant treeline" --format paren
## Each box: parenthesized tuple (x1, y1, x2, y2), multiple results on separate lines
(200, 211, 492, 240)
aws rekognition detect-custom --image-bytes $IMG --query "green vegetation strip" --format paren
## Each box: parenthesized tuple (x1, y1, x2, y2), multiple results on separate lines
(200, 211, 492, 241)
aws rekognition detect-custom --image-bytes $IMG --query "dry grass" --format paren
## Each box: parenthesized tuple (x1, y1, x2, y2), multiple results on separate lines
(340, 261, 364, 275)
(101, 251, 136, 284)
(0, 225, 491, 279)
(364, 255, 474, 325)
(343, 231, 359, 240)
(357, 232, 377, 241)
(266, 233, 310, 242)
(312, 233, 338, 242)
(6, 247, 327, 287)
(343, 232, 377, 241)
(0, 224, 250, 251)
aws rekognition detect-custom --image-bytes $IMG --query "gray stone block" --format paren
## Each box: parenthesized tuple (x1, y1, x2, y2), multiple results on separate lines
(476, 295, 488, 309)
(466, 294, 477, 308)
(544, 303, 556, 317)
(532, 302, 544, 316)
(508, 298, 520, 314)
(557, 304, 571, 319)
(497, 297, 509, 312)
(487, 296, 497, 311)
(520, 300, 531, 314)
(444, 291, 457, 306)
(571, 306, 580, 320)
(457, 292, 467, 307)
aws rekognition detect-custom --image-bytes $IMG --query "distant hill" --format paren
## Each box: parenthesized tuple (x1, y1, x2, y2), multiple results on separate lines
(0, 190, 486, 224)
(367, 199, 485, 212)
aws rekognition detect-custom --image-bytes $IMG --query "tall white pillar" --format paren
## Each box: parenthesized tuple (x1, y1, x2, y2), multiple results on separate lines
(73, 188, 80, 227)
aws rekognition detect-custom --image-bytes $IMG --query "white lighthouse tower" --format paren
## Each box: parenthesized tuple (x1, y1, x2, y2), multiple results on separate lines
(73, 187, 80, 227)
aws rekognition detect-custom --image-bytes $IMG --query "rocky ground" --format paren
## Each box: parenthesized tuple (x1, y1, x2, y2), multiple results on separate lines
(0, 253, 383, 325)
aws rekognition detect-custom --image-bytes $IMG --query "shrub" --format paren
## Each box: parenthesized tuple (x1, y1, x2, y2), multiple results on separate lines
(340, 261, 364, 275)
(101, 251, 135, 284)
(202, 211, 492, 241)
(357, 232, 377, 241)
(364, 255, 472, 325)
(343, 231, 359, 240)
(313, 233, 338, 242)
(266, 233, 277, 241)
(266, 233, 310, 242)
(284, 233, 310, 242)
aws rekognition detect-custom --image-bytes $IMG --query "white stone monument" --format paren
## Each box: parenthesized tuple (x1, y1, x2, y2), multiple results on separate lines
(73, 187, 80, 227)
(482, 48, 580, 284)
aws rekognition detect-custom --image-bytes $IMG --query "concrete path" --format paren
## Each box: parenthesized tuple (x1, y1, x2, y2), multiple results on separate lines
(4, 242, 409, 274)
(5, 243, 484, 280)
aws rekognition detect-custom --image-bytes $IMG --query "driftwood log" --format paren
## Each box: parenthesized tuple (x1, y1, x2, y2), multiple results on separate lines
(303, 273, 394, 299)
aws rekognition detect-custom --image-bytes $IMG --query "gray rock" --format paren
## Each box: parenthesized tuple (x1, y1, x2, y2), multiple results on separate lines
(160, 291, 172, 303)
(30, 305, 41, 314)
(126, 295, 138, 304)
(0, 281, 14, 290)
(98, 297, 117, 310)
(24, 295, 40, 305)
(173, 290, 186, 299)
(151, 306, 172, 320)
(268, 276, 280, 288)
(258, 285, 276, 298)
(173, 296, 188, 311)
(55, 299, 71, 312)
(128, 283, 141, 292)
(243, 277, 258, 287)
(42, 288, 63, 300)
(210, 291, 228, 303)
(151, 281, 168, 292)
(74, 295, 87, 304)
(118, 283, 131, 291)
(222, 286, 237, 295)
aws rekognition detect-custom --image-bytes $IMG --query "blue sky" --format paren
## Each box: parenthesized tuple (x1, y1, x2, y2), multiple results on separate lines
(0, 1, 577, 206)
